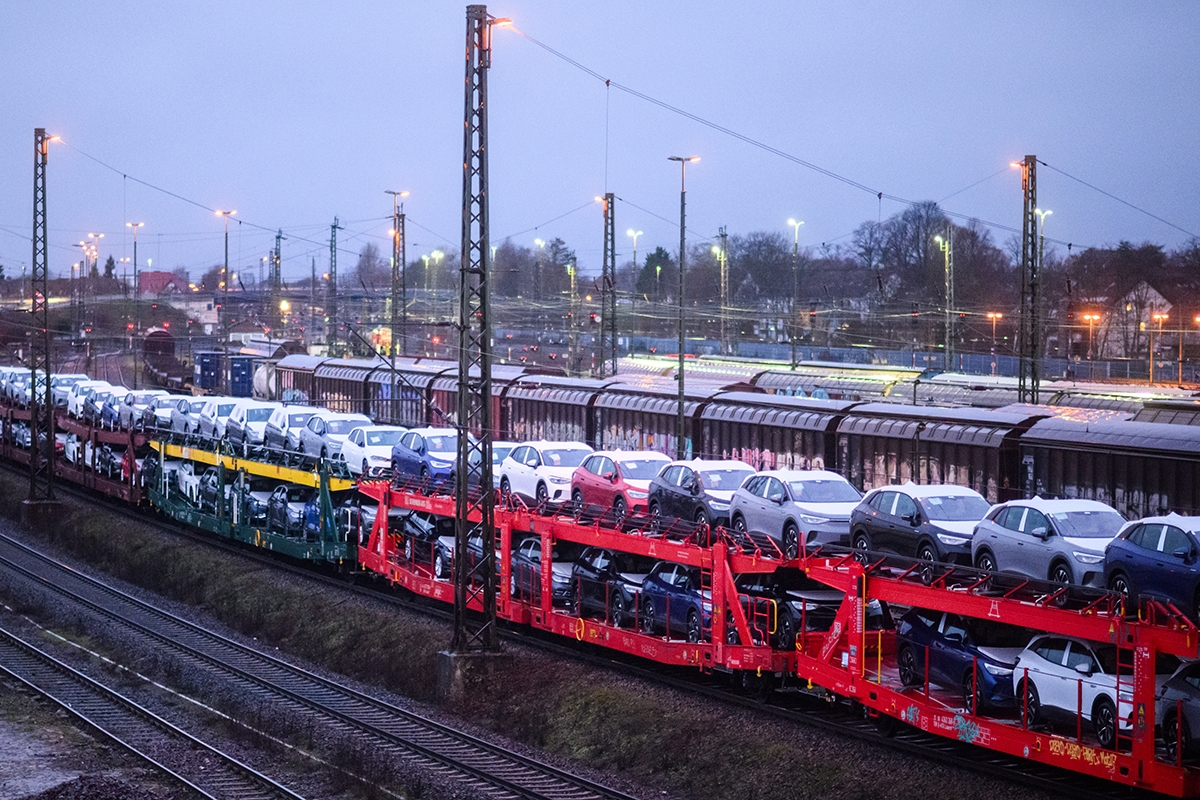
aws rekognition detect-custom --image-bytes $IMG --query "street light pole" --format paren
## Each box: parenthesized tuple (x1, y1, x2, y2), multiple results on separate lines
(1083, 313, 1100, 381)
(668, 155, 699, 460)
(788, 218, 804, 369)
(1151, 312, 1168, 385)
(934, 227, 954, 372)
(987, 311, 1003, 376)
(127, 222, 144, 388)
(215, 210, 236, 391)
(385, 190, 409, 360)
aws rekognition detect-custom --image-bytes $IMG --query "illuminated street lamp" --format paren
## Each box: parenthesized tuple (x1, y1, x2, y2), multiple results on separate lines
(711, 243, 728, 355)
(788, 218, 805, 367)
(1082, 313, 1100, 379)
(986, 312, 1003, 376)
(1151, 312, 1169, 385)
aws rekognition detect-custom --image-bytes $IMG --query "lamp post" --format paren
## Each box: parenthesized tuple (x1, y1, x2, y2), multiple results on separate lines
(534, 237, 545, 328)
(668, 155, 699, 460)
(987, 311, 1003, 376)
(711, 242, 728, 355)
(627, 229, 642, 272)
(1151, 312, 1168, 385)
(1082, 313, 1100, 380)
(215, 210, 235, 393)
(655, 264, 662, 304)
(788, 218, 804, 369)
(934, 228, 954, 371)
(385, 190, 409, 359)
(126, 221, 144, 387)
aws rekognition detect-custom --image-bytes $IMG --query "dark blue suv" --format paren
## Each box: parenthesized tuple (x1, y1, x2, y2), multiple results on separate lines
(895, 608, 1033, 712)
(638, 561, 710, 642)
(1104, 514, 1200, 618)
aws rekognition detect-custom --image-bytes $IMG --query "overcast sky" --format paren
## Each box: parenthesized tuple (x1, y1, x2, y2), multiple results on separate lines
(2, 1, 1197, 284)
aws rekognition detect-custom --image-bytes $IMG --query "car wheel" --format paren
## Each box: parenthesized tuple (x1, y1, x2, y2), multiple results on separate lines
(694, 508, 709, 527)
(362, 460, 369, 477)
(572, 488, 585, 514)
(1164, 708, 1192, 763)
(686, 609, 702, 643)
(404, 538, 413, 563)
(897, 646, 920, 686)
(962, 667, 984, 714)
(1093, 697, 1117, 750)
(640, 598, 656, 634)
(1108, 571, 1130, 601)
(852, 531, 871, 563)
(918, 542, 938, 586)
(975, 550, 997, 573)
(434, 551, 446, 580)
(1050, 561, 1073, 586)
(782, 522, 800, 560)
(320, 448, 328, 460)
(1020, 679, 1041, 726)
(535, 482, 548, 505)
(732, 514, 747, 533)
(500, 476, 511, 499)
(612, 496, 626, 518)
(609, 592, 626, 628)
(776, 610, 796, 651)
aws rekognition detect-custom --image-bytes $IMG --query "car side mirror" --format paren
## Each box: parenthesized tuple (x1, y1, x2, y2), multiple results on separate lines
(901, 513, 916, 524)
(772, 495, 785, 505)
(1074, 662, 1092, 677)
(1031, 526, 1049, 540)
(1174, 547, 1191, 561)
(944, 632, 963, 644)
(607, 472, 618, 483)
(689, 483, 701, 495)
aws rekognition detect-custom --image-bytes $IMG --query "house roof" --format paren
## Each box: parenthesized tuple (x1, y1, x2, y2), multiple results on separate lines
(138, 271, 182, 295)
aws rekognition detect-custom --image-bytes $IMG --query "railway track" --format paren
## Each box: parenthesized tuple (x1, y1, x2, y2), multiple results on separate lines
(0, 622, 305, 800)
(1, 469, 1156, 800)
(0, 530, 640, 800)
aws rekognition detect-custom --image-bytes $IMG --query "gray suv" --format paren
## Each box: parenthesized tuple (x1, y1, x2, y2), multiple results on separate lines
(971, 497, 1126, 587)
(730, 469, 862, 558)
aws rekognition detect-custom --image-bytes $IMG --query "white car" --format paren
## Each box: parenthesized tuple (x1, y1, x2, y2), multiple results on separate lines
(342, 426, 408, 476)
(119, 389, 169, 430)
(499, 441, 595, 505)
(730, 469, 864, 557)
(297, 411, 372, 458)
(176, 462, 203, 503)
(226, 399, 281, 446)
(67, 380, 112, 418)
(144, 394, 188, 430)
(1013, 634, 1176, 750)
(197, 397, 238, 439)
(264, 404, 323, 450)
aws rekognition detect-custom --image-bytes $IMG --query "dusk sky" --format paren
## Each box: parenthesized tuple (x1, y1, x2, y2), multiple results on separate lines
(2, 2, 1197, 285)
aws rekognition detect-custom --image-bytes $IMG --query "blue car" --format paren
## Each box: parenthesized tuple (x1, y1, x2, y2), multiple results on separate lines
(895, 608, 1032, 711)
(390, 427, 482, 487)
(638, 561, 711, 642)
(1104, 514, 1200, 618)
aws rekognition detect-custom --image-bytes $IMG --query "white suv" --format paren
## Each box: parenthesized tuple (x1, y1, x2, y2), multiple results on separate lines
(499, 441, 594, 504)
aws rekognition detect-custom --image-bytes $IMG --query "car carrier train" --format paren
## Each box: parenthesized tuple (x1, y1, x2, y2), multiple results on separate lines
(4, 357, 1200, 795)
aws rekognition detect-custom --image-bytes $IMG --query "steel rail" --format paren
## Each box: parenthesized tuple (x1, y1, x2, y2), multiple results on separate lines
(0, 530, 638, 800)
(0, 623, 305, 800)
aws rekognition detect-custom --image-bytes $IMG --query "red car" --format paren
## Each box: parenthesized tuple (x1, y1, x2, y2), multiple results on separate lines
(571, 450, 672, 516)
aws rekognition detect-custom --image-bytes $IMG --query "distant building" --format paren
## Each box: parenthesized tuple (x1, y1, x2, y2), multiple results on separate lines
(138, 271, 184, 296)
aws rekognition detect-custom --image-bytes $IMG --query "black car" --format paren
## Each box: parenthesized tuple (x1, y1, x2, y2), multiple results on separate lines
(396, 509, 456, 579)
(731, 569, 893, 648)
(511, 536, 575, 605)
(849, 483, 992, 565)
(197, 467, 226, 513)
(267, 484, 312, 534)
(646, 459, 755, 528)
(570, 546, 653, 628)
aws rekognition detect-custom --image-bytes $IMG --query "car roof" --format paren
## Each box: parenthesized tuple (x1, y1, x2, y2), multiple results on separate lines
(1132, 513, 1200, 533)
(526, 440, 593, 450)
(760, 469, 850, 482)
(234, 399, 278, 409)
(409, 427, 457, 436)
(872, 482, 984, 499)
(589, 450, 672, 461)
(675, 459, 754, 471)
(1004, 497, 1121, 514)
(313, 410, 371, 421)
(359, 424, 408, 432)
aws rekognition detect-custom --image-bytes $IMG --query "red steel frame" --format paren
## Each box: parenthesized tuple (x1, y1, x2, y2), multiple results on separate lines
(357, 481, 1200, 796)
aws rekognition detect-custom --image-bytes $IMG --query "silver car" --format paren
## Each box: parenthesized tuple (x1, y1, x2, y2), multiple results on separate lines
(264, 404, 322, 450)
(118, 389, 169, 429)
(297, 411, 372, 459)
(729, 469, 863, 558)
(170, 397, 208, 433)
(971, 498, 1126, 587)
(197, 397, 237, 439)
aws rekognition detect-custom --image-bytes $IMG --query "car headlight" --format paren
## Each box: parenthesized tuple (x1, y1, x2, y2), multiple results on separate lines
(981, 662, 1013, 678)
(369, 455, 389, 463)
(1072, 551, 1104, 565)
(798, 514, 830, 525)
(548, 475, 570, 485)
(627, 490, 648, 499)
(551, 573, 569, 587)
(708, 499, 729, 510)
(936, 533, 970, 546)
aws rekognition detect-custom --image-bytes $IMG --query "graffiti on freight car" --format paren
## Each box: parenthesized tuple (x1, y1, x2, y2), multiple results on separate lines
(1047, 739, 1118, 770)
(900, 705, 920, 726)
(951, 715, 981, 744)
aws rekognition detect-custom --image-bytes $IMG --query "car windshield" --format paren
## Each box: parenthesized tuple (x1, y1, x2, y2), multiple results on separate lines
(155, 397, 177, 408)
(366, 430, 404, 446)
(617, 459, 667, 480)
(492, 445, 514, 463)
(288, 412, 315, 426)
(698, 468, 755, 491)
(133, 393, 159, 404)
(1051, 510, 1126, 538)
(217, 403, 235, 416)
(327, 419, 365, 435)
(426, 435, 457, 453)
(542, 449, 590, 468)
(189, 401, 205, 412)
(245, 408, 273, 423)
(788, 480, 862, 503)
(56, 377, 83, 386)
(920, 494, 991, 521)
(964, 620, 1034, 648)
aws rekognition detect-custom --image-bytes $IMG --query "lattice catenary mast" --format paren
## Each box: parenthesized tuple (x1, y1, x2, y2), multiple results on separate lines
(451, 4, 504, 654)
(29, 128, 55, 504)
(599, 192, 616, 378)
(328, 217, 342, 355)
(1017, 155, 1040, 403)
(270, 229, 285, 334)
